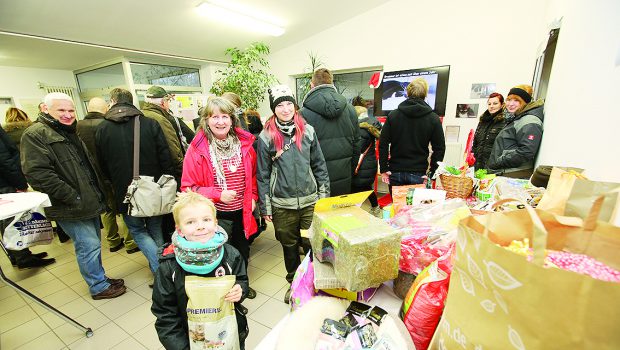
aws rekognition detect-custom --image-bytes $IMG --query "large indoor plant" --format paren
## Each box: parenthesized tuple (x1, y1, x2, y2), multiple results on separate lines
(210, 42, 278, 110)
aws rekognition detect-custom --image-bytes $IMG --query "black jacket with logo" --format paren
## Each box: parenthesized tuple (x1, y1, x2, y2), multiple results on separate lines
(151, 243, 248, 350)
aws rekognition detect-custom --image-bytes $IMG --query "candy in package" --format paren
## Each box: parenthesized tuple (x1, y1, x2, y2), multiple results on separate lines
(344, 323, 378, 349)
(339, 313, 359, 331)
(316, 319, 348, 350)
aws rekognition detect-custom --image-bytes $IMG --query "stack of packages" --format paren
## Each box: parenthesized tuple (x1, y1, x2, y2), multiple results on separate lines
(290, 191, 402, 310)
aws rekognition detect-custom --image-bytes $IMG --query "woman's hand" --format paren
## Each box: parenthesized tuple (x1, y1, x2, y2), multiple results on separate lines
(263, 215, 272, 222)
(381, 171, 391, 184)
(224, 284, 242, 302)
(220, 190, 237, 203)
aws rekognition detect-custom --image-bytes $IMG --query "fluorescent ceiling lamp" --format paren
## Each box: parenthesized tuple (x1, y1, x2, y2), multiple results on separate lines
(196, 1, 285, 37)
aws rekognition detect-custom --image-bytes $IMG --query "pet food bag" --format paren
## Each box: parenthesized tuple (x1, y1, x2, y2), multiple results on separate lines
(2, 192, 54, 250)
(290, 253, 317, 310)
(185, 275, 239, 350)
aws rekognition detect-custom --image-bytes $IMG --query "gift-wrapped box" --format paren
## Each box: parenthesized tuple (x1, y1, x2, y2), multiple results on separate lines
(310, 192, 401, 291)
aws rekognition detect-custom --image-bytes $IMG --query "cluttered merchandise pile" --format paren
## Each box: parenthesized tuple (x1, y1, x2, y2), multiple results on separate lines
(278, 164, 620, 349)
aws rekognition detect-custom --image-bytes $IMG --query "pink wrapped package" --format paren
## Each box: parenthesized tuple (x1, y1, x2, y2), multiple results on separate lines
(289, 253, 316, 310)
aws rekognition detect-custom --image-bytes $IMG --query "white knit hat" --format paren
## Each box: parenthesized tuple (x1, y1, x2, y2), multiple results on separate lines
(268, 85, 296, 112)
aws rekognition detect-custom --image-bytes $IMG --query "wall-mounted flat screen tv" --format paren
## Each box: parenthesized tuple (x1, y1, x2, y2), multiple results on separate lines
(374, 65, 450, 117)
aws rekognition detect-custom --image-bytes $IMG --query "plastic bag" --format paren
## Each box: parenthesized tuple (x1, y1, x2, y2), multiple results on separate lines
(290, 253, 317, 310)
(400, 251, 453, 350)
(3, 201, 53, 250)
(185, 275, 239, 350)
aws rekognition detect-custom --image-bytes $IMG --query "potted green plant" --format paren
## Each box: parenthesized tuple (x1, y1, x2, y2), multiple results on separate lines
(210, 42, 278, 110)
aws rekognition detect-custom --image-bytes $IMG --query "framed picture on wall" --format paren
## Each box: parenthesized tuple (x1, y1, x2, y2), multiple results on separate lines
(445, 125, 460, 143)
(455, 104, 479, 118)
(470, 83, 496, 99)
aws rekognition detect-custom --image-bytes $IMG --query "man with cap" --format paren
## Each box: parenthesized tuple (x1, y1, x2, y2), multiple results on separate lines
(487, 84, 544, 178)
(141, 86, 189, 180)
(77, 97, 139, 254)
(300, 68, 360, 196)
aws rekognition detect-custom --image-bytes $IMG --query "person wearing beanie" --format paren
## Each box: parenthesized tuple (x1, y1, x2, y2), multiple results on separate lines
(472, 92, 507, 170)
(300, 68, 360, 196)
(152, 191, 249, 349)
(487, 84, 545, 178)
(257, 84, 330, 303)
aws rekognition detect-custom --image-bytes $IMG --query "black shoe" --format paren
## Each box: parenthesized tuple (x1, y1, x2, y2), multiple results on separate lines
(55, 226, 71, 243)
(284, 286, 291, 304)
(32, 252, 48, 259)
(92, 284, 126, 300)
(247, 287, 257, 299)
(238, 304, 249, 315)
(109, 238, 124, 252)
(17, 256, 56, 270)
(107, 277, 125, 287)
(125, 246, 140, 254)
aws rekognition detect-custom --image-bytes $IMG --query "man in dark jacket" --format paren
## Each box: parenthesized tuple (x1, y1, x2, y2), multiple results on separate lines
(21, 92, 126, 299)
(0, 125, 56, 269)
(77, 97, 139, 254)
(300, 68, 360, 196)
(96, 88, 175, 274)
(379, 78, 445, 189)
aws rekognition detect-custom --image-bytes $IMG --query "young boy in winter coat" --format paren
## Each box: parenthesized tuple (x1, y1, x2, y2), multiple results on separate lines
(151, 191, 249, 349)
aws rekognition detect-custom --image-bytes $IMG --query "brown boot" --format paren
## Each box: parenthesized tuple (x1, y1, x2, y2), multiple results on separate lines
(92, 283, 126, 300)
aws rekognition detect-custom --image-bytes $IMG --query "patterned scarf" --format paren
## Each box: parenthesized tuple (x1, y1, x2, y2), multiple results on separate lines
(172, 229, 227, 275)
(207, 132, 241, 191)
(275, 118, 295, 137)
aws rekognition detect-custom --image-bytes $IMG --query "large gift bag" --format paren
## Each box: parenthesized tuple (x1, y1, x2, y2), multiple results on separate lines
(537, 167, 620, 225)
(429, 198, 620, 350)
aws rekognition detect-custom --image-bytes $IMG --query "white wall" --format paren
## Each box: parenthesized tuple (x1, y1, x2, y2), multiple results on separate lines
(268, 0, 548, 145)
(0, 65, 83, 123)
(536, 0, 620, 181)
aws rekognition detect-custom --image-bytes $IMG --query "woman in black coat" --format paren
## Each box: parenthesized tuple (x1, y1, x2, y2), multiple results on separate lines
(472, 92, 507, 170)
(351, 106, 381, 214)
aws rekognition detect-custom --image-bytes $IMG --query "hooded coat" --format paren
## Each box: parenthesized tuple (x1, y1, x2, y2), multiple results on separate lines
(487, 99, 544, 176)
(352, 115, 381, 189)
(180, 128, 258, 238)
(96, 103, 175, 213)
(472, 109, 507, 170)
(379, 97, 445, 175)
(300, 84, 360, 196)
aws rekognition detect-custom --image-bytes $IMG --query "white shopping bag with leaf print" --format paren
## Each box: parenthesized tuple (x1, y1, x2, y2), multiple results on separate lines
(429, 198, 620, 350)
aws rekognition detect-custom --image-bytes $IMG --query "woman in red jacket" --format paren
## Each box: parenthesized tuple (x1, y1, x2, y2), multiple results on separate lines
(181, 97, 258, 299)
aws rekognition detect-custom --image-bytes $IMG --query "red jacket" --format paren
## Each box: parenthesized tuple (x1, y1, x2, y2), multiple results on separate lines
(181, 128, 258, 238)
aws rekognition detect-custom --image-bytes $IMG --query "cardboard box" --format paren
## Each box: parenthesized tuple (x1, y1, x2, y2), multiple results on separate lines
(310, 192, 401, 291)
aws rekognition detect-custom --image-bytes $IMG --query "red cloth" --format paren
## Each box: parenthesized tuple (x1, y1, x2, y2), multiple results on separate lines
(181, 128, 258, 238)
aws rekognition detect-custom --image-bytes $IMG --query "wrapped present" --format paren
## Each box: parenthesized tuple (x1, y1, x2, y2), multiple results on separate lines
(310, 192, 401, 291)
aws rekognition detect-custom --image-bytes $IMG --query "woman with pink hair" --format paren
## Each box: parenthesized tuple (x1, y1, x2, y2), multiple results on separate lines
(256, 85, 330, 303)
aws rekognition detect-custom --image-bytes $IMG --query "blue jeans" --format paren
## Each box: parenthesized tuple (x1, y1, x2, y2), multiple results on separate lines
(122, 214, 163, 272)
(389, 171, 425, 186)
(57, 217, 110, 295)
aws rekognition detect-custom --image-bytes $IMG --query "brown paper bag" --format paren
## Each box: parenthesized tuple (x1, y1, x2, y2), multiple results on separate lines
(429, 198, 620, 350)
(538, 167, 620, 224)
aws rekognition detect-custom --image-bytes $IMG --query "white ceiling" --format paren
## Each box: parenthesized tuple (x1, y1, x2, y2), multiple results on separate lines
(0, 0, 386, 70)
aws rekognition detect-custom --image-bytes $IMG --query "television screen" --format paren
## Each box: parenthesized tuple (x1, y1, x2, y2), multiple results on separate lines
(374, 65, 450, 117)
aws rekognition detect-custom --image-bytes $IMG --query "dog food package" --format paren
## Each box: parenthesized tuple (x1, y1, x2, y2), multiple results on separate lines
(185, 275, 239, 350)
(311, 198, 401, 291)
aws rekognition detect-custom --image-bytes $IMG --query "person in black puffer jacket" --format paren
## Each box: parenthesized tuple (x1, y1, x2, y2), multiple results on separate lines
(472, 92, 507, 170)
(379, 78, 445, 190)
(300, 68, 360, 196)
(352, 105, 381, 212)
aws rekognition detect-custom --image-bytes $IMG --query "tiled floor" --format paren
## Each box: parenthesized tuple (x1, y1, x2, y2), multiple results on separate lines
(0, 223, 290, 349)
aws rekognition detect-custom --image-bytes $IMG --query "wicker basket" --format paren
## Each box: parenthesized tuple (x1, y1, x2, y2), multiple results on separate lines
(440, 174, 474, 199)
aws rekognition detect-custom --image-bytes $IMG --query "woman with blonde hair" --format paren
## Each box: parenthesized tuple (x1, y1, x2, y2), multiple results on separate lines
(4, 107, 33, 149)
(487, 85, 544, 178)
(181, 97, 258, 300)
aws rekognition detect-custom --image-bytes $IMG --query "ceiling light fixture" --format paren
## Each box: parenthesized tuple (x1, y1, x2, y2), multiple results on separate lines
(196, 1, 285, 37)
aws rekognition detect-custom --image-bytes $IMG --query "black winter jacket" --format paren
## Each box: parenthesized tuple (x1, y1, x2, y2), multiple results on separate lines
(300, 84, 360, 196)
(352, 116, 381, 188)
(472, 109, 507, 170)
(96, 103, 175, 213)
(20, 118, 106, 221)
(379, 98, 445, 175)
(151, 243, 249, 350)
(0, 126, 27, 193)
(488, 100, 544, 176)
